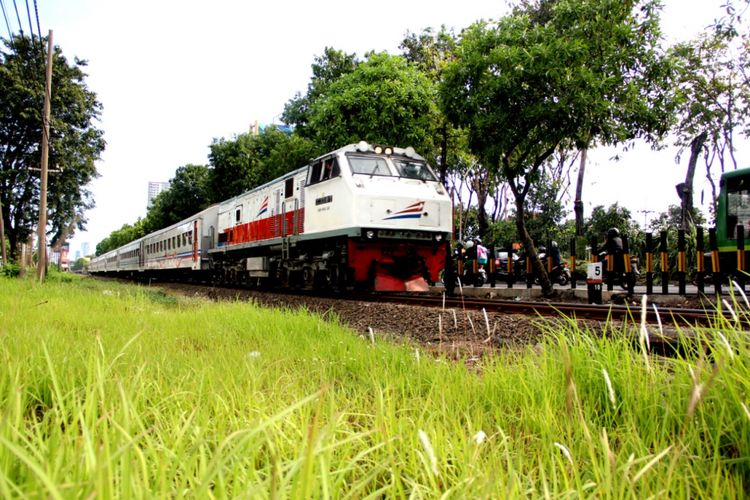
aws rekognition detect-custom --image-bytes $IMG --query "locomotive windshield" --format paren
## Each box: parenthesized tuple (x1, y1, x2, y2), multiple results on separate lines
(346, 154, 438, 181)
(392, 158, 437, 181)
(348, 155, 392, 176)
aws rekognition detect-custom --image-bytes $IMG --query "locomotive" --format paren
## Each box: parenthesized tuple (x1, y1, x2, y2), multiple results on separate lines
(89, 142, 453, 292)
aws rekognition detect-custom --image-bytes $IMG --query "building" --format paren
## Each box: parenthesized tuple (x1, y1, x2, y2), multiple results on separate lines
(147, 181, 170, 209)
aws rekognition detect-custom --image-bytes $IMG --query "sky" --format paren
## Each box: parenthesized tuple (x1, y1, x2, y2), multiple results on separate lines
(10, 0, 750, 256)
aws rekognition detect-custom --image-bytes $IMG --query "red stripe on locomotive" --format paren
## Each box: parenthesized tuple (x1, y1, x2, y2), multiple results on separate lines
(222, 208, 305, 245)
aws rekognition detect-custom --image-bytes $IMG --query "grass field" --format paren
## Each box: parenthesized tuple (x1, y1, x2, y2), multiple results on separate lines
(0, 273, 748, 497)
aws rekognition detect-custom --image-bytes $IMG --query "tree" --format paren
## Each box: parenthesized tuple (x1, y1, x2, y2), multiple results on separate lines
(400, 27, 461, 180)
(306, 52, 439, 155)
(672, 16, 750, 228)
(95, 220, 146, 255)
(585, 203, 639, 246)
(142, 164, 211, 233)
(441, 0, 675, 296)
(208, 126, 319, 203)
(0, 35, 105, 261)
(282, 47, 360, 138)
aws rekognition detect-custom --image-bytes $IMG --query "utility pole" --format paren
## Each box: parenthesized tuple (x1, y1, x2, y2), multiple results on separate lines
(37, 30, 53, 281)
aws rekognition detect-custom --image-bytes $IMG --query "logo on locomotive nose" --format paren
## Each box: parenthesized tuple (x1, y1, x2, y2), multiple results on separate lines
(384, 201, 425, 220)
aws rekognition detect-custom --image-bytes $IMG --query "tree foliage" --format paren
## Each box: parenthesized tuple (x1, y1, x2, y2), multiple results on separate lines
(1, 35, 105, 260)
(95, 220, 145, 255)
(306, 52, 439, 155)
(282, 47, 360, 138)
(208, 126, 320, 203)
(672, 12, 749, 226)
(585, 203, 639, 245)
(143, 164, 211, 233)
(440, 0, 676, 295)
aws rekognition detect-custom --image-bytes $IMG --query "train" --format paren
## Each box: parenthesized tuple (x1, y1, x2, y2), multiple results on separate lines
(709, 166, 750, 278)
(89, 141, 453, 292)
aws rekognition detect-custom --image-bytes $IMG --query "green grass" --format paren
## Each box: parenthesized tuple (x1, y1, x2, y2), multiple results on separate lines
(0, 274, 748, 497)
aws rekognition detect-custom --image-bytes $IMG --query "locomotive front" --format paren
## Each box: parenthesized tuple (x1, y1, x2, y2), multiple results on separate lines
(305, 142, 452, 291)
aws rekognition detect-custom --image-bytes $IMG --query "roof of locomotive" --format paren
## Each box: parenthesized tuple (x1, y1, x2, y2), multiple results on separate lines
(320, 141, 427, 163)
(217, 142, 429, 209)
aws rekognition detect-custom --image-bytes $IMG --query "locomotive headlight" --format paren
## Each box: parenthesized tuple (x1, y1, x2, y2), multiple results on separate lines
(384, 147, 393, 155)
(435, 184, 445, 195)
(366, 230, 376, 239)
(374, 145, 383, 154)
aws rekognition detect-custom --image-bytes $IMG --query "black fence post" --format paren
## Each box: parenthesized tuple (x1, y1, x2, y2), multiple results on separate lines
(547, 238, 553, 277)
(489, 244, 496, 288)
(695, 226, 705, 294)
(678, 229, 686, 295)
(526, 250, 533, 289)
(507, 243, 515, 289)
(660, 230, 669, 295)
(645, 233, 654, 295)
(709, 227, 721, 296)
(606, 237, 614, 292)
(444, 241, 455, 296)
(622, 234, 634, 296)
(737, 225, 745, 292)
(570, 237, 577, 289)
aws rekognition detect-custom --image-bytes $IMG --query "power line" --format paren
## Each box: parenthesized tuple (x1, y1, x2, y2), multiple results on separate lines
(0, 0, 19, 57)
(32, 0, 39, 43)
(11, 0, 23, 37)
(0, 0, 14, 44)
(24, 0, 33, 41)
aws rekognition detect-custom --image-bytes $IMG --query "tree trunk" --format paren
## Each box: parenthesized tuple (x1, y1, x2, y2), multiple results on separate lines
(677, 131, 707, 231)
(512, 184, 554, 297)
(574, 147, 587, 236)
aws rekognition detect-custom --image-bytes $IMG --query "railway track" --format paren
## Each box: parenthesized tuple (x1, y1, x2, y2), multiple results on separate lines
(348, 291, 732, 327)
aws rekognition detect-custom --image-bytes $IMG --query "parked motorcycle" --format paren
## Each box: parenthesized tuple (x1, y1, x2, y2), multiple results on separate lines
(535, 250, 572, 286)
(451, 241, 486, 287)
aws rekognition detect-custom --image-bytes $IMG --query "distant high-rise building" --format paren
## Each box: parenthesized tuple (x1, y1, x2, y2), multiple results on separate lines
(81, 242, 90, 257)
(147, 181, 170, 209)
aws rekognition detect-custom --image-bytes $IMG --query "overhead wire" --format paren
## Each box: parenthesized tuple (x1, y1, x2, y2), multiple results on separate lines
(0, 0, 18, 53)
(33, 0, 39, 41)
(24, 0, 33, 42)
(11, 0, 22, 37)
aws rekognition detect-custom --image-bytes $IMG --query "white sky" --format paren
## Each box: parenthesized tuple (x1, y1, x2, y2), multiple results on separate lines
(24, 0, 750, 255)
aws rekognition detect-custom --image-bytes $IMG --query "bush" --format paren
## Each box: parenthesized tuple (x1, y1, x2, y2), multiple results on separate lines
(1, 263, 21, 277)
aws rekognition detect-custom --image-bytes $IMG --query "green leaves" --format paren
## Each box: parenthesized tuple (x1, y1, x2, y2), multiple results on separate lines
(306, 53, 439, 156)
(1, 35, 105, 260)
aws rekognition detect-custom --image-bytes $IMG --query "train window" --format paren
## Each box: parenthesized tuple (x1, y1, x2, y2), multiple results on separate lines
(347, 155, 392, 176)
(393, 159, 437, 181)
(285, 177, 294, 198)
(235, 206, 242, 224)
(320, 158, 340, 181)
(308, 162, 322, 185)
(727, 176, 750, 239)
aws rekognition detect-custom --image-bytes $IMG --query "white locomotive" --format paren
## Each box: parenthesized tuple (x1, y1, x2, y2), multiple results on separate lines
(89, 141, 453, 291)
